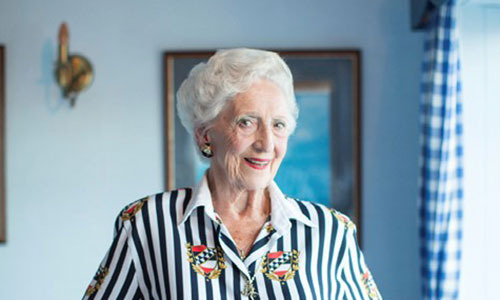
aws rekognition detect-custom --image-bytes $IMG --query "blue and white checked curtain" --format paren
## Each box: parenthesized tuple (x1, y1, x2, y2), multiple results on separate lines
(419, 0, 463, 299)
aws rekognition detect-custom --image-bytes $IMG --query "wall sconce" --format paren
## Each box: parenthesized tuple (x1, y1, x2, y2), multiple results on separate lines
(55, 22, 93, 106)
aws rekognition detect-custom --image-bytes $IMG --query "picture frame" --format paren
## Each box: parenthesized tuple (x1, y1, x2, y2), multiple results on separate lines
(0, 45, 6, 243)
(163, 50, 362, 240)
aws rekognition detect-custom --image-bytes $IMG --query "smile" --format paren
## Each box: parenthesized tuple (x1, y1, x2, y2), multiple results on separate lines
(244, 158, 271, 170)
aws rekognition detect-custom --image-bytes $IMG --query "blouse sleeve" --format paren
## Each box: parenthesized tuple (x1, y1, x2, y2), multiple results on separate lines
(82, 211, 143, 300)
(341, 224, 383, 300)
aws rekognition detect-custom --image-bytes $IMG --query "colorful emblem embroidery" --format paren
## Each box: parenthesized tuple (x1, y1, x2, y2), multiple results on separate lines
(186, 243, 226, 280)
(260, 250, 299, 283)
(85, 266, 109, 296)
(330, 209, 355, 230)
(265, 223, 274, 233)
(361, 270, 381, 299)
(121, 197, 147, 221)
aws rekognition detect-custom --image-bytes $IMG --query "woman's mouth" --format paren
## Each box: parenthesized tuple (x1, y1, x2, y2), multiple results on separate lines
(244, 158, 271, 170)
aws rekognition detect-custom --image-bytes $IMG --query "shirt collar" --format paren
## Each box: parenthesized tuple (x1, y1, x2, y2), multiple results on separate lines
(178, 174, 217, 226)
(177, 173, 317, 230)
(267, 180, 317, 232)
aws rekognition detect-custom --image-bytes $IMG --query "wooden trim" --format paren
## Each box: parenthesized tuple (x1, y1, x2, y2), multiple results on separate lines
(163, 54, 174, 190)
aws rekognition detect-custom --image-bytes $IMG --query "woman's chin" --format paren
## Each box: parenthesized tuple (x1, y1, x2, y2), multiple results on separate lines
(238, 173, 274, 191)
(236, 163, 280, 190)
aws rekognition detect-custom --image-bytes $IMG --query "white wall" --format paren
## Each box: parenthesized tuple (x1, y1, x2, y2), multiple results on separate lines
(458, 4, 500, 300)
(0, 0, 423, 299)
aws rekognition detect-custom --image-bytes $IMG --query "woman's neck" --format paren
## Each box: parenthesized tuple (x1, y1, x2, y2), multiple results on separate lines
(206, 167, 272, 258)
(206, 168, 270, 219)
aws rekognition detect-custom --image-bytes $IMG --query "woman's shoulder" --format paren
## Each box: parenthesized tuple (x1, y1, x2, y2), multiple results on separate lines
(283, 195, 356, 231)
(116, 188, 193, 224)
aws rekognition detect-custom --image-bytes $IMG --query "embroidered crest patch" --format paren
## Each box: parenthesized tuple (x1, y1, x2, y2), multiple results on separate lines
(260, 250, 299, 282)
(85, 265, 109, 296)
(330, 209, 355, 230)
(186, 243, 226, 280)
(361, 270, 381, 299)
(121, 197, 147, 221)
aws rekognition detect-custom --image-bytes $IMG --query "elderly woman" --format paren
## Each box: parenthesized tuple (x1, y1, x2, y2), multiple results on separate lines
(84, 48, 382, 300)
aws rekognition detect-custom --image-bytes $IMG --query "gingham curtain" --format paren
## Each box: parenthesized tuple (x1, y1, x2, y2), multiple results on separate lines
(418, 0, 463, 299)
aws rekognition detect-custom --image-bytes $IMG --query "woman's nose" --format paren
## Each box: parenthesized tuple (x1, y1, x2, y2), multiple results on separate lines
(254, 124, 274, 153)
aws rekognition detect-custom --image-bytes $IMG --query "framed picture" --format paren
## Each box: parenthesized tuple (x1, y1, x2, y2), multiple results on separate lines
(0, 45, 5, 243)
(163, 50, 362, 239)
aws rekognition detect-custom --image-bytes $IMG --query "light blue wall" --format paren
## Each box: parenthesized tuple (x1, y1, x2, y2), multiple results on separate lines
(0, 0, 423, 299)
(458, 4, 500, 300)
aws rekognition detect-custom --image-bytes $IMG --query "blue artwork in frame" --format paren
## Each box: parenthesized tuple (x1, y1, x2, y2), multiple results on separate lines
(163, 50, 361, 240)
(275, 86, 332, 208)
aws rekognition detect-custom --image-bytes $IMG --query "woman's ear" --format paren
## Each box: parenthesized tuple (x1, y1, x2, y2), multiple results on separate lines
(194, 126, 211, 147)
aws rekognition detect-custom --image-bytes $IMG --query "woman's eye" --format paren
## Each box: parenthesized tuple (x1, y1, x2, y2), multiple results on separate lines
(237, 118, 257, 133)
(241, 120, 252, 127)
(274, 121, 286, 130)
(238, 118, 253, 128)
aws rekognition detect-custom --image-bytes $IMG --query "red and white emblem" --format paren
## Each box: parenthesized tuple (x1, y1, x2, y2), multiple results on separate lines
(361, 270, 382, 299)
(261, 250, 299, 282)
(186, 243, 226, 280)
(121, 197, 147, 221)
(330, 209, 355, 230)
(85, 265, 108, 296)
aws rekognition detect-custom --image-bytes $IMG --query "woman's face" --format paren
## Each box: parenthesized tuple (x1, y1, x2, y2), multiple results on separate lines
(205, 79, 292, 191)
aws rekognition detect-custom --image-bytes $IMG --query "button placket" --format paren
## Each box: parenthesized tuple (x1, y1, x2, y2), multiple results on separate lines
(215, 223, 252, 279)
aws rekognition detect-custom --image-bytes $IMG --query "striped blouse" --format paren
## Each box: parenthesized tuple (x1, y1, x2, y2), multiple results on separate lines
(83, 176, 382, 300)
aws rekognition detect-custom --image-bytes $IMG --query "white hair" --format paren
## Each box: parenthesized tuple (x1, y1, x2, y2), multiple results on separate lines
(176, 48, 298, 136)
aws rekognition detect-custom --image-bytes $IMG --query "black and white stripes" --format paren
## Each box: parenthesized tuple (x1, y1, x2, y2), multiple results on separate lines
(83, 177, 382, 299)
